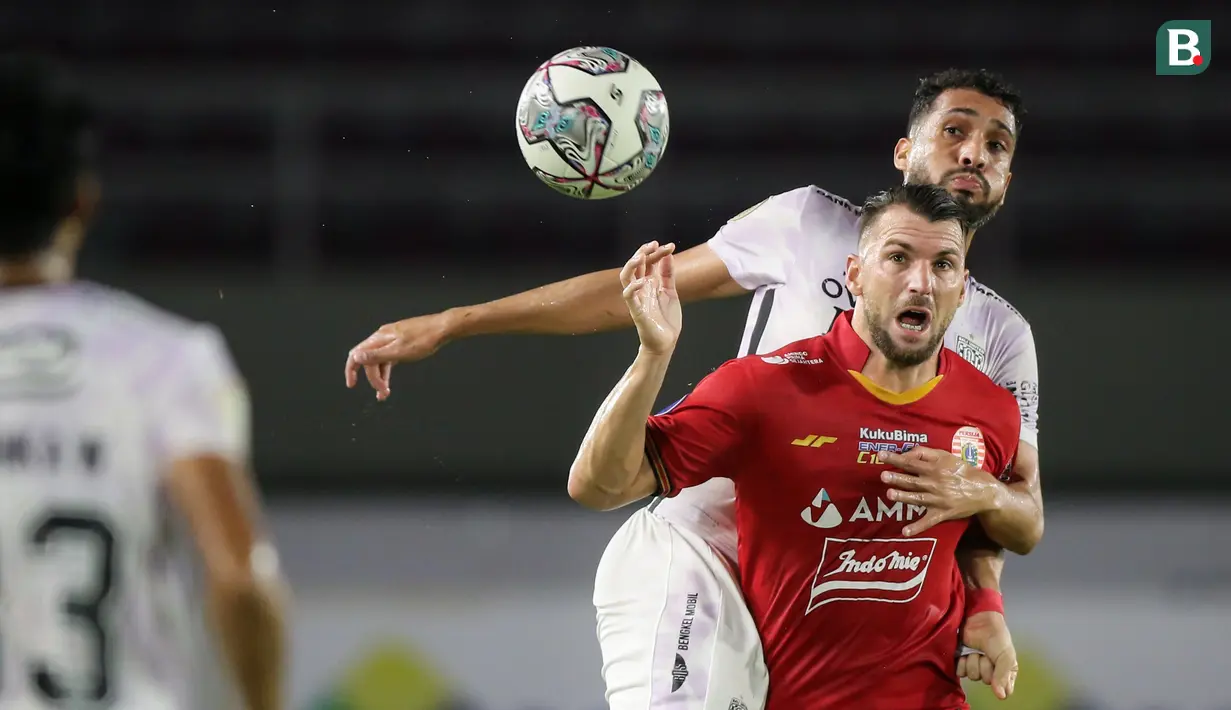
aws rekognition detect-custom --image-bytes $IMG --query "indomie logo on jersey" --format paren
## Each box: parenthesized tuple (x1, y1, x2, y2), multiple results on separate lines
(806, 537, 936, 613)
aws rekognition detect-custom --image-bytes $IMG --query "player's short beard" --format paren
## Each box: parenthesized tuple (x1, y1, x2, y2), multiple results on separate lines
(864, 301, 953, 368)
(906, 166, 1000, 231)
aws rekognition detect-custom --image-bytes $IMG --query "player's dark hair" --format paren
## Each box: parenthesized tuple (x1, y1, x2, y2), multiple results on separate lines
(907, 68, 1024, 136)
(0, 53, 94, 258)
(858, 183, 971, 247)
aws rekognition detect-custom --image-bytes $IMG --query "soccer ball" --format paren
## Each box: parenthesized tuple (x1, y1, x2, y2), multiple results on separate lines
(515, 47, 670, 199)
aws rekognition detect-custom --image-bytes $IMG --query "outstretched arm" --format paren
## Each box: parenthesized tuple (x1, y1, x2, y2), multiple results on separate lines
(568, 243, 685, 510)
(569, 242, 755, 511)
(454, 242, 744, 338)
(344, 188, 809, 399)
(345, 242, 743, 399)
(568, 346, 673, 511)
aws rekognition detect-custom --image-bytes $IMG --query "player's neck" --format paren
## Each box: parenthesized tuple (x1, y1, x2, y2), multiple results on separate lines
(850, 309, 941, 392)
(858, 351, 941, 394)
(0, 251, 75, 289)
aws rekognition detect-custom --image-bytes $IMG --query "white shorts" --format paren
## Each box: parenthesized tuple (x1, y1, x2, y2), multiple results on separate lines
(593, 507, 767, 710)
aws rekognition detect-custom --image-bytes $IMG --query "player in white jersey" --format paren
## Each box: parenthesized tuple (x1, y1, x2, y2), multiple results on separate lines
(0, 54, 286, 710)
(345, 69, 1043, 707)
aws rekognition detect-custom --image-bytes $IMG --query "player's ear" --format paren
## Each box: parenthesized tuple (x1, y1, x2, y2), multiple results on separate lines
(893, 138, 912, 173)
(845, 253, 863, 297)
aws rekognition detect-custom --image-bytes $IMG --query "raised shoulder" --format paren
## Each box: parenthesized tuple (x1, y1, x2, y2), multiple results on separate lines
(746, 336, 829, 367)
(74, 284, 248, 462)
(682, 354, 765, 400)
(735, 334, 833, 391)
(948, 354, 1019, 407)
(800, 186, 863, 231)
(957, 276, 1039, 446)
(685, 336, 826, 395)
(945, 354, 1022, 450)
(798, 186, 864, 257)
(963, 276, 1031, 333)
(726, 186, 812, 224)
(727, 185, 860, 233)
(807, 185, 862, 218)
(708, 185, 863, 291)
(75, 282, 219, 351)
(708, 186, 817, 290)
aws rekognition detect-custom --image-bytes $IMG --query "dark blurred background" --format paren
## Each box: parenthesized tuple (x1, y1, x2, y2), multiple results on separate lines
(5, 3, 1229, 709)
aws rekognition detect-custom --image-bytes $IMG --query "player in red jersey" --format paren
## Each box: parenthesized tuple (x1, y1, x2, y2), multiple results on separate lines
(569, 183, 1020, 710)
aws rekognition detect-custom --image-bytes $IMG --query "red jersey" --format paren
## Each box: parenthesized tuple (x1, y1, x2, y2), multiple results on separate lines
(644, 310, 1021, 710)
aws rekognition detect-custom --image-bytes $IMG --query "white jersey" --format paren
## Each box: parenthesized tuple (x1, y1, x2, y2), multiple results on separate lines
(652, 186, 1040, 562)
(0, 282, 249, 710)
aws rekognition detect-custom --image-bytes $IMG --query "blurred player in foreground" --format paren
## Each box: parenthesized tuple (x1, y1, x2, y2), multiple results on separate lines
(0, 54, 285, 710)
(570, 184, 1023, 709)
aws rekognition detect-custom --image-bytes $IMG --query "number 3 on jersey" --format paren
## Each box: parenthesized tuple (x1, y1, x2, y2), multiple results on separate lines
(1, 510, 116, 703)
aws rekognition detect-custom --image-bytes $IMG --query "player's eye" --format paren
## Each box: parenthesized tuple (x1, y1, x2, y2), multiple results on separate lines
(889, 253, 906, 263)
(989, 141, 1006, 153)
(943, 126, 962, 137)
(935, 259, 953, 270)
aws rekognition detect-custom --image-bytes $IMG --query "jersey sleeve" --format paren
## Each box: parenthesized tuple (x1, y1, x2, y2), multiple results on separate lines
(151, 325, 252, 465)
(987, 322, 1040, 450)
(706, 190, 806, 290)
(991, 394, 1024, 481)
(644, 360, 755, 497)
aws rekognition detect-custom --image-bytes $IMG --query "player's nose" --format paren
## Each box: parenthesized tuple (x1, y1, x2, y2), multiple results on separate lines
(903, 260, 934, 294)
(957, 139, 988, 170)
